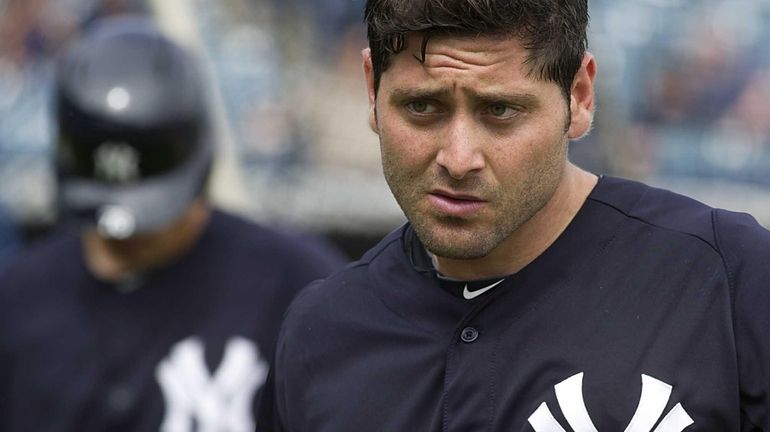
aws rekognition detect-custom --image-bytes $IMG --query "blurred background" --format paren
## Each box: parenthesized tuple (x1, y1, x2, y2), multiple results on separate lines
(0, 0, 769, 260)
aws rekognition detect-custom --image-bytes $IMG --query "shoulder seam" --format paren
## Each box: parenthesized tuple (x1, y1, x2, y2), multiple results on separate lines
(711, 209, 739, 344)
(711, 209, 769, 430)
(710, 209, 736, 305)
(586, 194, 720, 255)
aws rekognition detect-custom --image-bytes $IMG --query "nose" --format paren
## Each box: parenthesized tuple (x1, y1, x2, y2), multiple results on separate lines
(435, 116, 486, 180)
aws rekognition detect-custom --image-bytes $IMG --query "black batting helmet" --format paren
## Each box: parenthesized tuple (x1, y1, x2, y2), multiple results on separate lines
(54, 15, 212, 239)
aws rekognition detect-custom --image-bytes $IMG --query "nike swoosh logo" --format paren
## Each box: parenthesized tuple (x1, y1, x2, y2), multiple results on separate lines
(462, 278, 506, 300)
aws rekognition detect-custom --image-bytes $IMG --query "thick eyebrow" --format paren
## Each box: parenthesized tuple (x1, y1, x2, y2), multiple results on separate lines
(387, 87, 453, 104)
(387, 86, 541, 110)
(464, 89, 542, 110)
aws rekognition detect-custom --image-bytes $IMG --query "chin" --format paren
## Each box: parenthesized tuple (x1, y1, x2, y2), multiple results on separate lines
(417, 224, 499, 261)
(427, 240, 497, 260)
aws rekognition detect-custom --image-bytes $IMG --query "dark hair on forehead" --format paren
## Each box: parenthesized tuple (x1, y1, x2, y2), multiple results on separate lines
(365, 0, 589, 100)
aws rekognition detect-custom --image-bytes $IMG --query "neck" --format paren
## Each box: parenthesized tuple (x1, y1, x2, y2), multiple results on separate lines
(434, 163, 597, 280)
(82, 200, 211, 283)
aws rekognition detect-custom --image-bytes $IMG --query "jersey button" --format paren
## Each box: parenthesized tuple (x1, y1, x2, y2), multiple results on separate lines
(460, 327, 479, 343)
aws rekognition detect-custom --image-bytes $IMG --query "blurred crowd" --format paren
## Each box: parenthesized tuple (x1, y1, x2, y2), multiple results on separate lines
(590, 0, 770, 185)
(1, 0, 770, 258)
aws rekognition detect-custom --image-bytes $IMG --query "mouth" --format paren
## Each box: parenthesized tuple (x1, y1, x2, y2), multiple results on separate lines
(428, 189, 487, 218)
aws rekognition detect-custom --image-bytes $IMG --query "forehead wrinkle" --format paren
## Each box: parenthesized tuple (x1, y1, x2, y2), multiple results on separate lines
(417, 34, 521, 71)
(418, 50, 526, 89)
(422, 50, 516, 71)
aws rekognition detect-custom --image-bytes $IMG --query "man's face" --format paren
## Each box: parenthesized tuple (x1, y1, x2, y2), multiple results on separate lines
(365, 33, 594, 260)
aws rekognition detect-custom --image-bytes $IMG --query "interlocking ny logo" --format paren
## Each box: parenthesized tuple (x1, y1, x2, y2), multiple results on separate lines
(156, 336, 268, 432)
(93, 142, 140, 183)
(528, 373, 694, 432)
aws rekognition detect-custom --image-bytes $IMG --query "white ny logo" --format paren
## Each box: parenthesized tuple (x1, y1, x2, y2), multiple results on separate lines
(528, 373, 694, 432)
(155, 337, 268, 432)
(93, 142, 140, 183)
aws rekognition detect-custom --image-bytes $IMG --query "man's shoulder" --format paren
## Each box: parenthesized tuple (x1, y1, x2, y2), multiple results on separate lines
(206, 209, 347, 269)
(275, 266, 371, 352)
(0, 228, 82, 319)
(711, 207, 770, 280)
(589, 176, 721, 247)
(1, 228, 80, 281)
(285, 249, 394, 319)
(591, 175, 770, 264)
(206, 209, 299, 248)
(279, 226, 408, 327)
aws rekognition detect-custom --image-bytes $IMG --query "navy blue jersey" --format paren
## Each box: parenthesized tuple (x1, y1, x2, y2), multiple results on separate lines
(0, 210, 345, 432)
(260, 176, 770, 431)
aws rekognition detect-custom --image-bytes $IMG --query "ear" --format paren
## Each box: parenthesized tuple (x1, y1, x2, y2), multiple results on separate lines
(567, 52, 597, 140)
(362, 48, 379, 133)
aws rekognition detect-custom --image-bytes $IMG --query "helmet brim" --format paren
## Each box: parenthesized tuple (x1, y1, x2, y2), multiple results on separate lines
(59, 143, 211, 237)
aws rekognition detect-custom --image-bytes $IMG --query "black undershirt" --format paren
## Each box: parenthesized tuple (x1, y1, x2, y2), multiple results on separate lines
(404, 226, 511, 299)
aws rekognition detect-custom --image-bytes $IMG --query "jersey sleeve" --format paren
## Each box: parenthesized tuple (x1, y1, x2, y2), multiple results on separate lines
(256, 366, 287, 432)
(715, 209, 770, 429)
(255, 278, 326, 432)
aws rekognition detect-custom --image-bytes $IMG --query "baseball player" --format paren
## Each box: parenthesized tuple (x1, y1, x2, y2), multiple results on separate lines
(0, 16, 345, 432)
(258, 0, 770, 430)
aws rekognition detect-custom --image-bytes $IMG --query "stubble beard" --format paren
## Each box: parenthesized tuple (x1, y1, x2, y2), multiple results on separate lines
(415, 174, 557, 260)
(381, 138, 567, 261)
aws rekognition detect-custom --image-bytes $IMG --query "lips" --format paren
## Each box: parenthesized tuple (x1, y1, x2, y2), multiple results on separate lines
(428, 189, 487, 217)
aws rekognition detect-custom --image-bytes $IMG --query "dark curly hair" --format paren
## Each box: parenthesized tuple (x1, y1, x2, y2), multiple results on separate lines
(364, 0, 589, 101)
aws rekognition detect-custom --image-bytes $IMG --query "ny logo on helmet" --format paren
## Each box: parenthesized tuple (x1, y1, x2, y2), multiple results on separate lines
(93, 141, 140, 183)
(528, 372, 694, 432)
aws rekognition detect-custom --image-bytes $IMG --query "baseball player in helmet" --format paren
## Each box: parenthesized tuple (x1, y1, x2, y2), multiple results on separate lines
(54, 16, 212, 241)
(0, 16, 345, 432)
